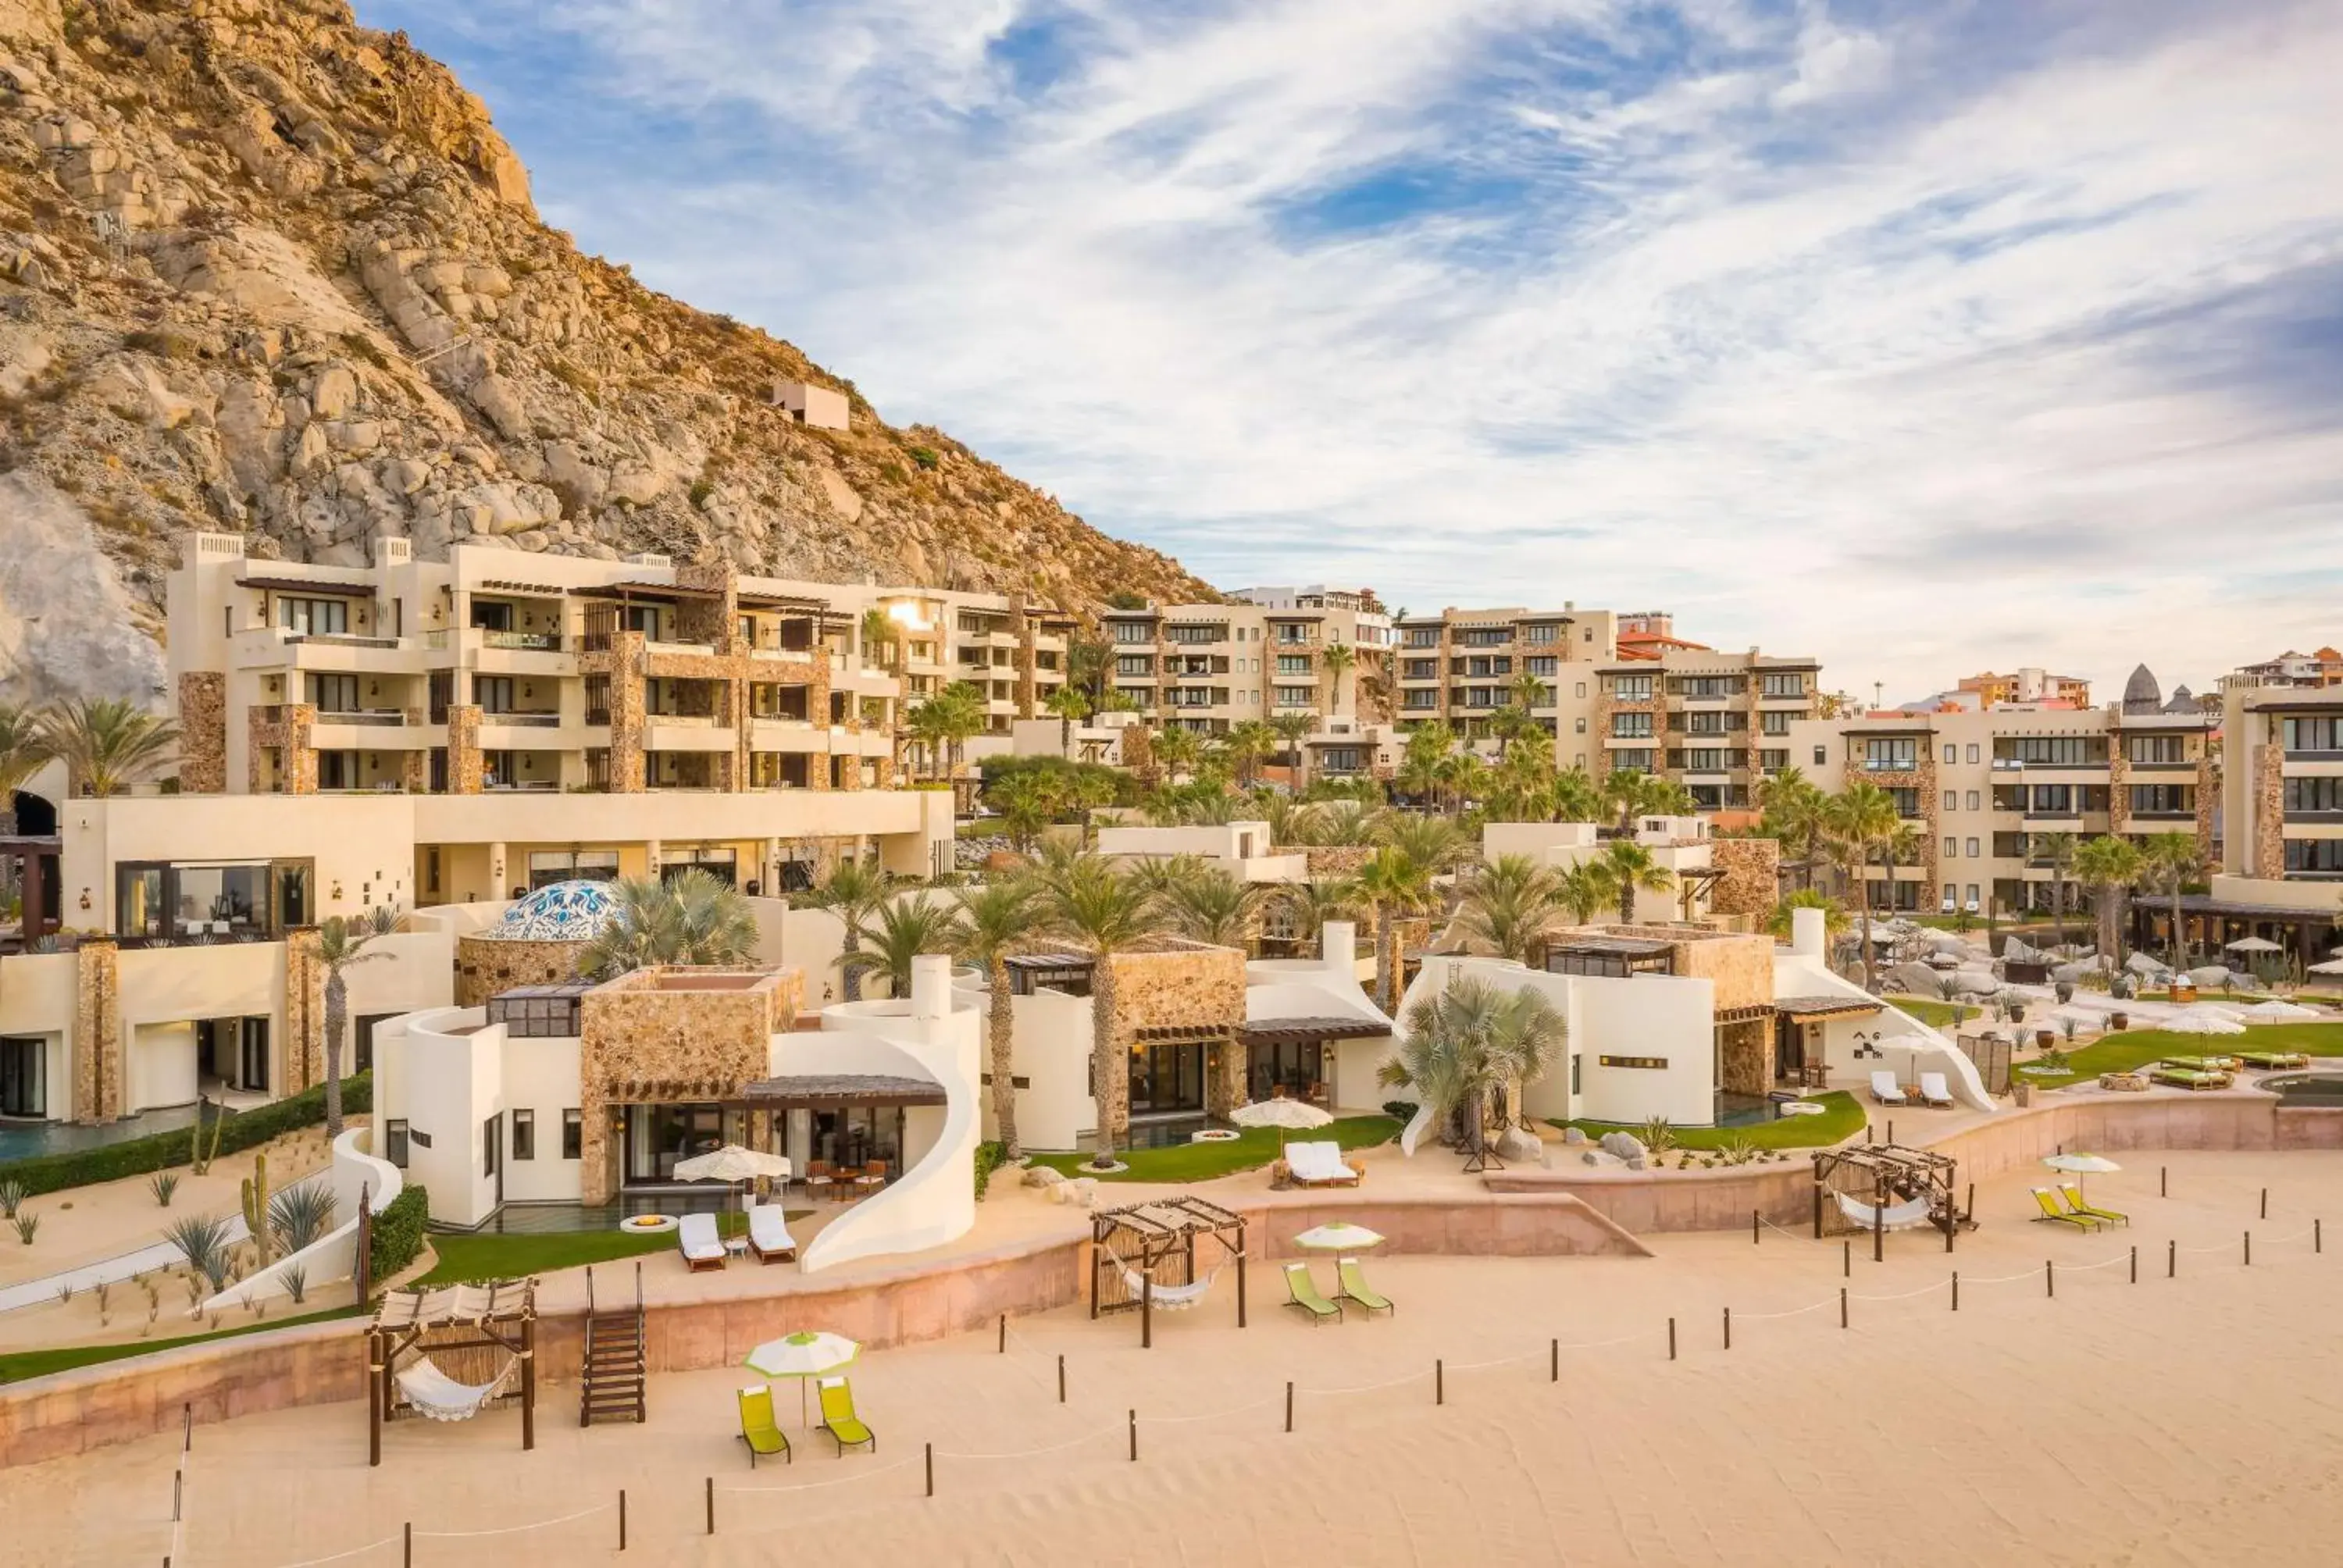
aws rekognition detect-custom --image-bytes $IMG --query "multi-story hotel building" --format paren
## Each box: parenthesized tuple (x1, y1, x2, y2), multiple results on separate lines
(1955, 668, 2093, 708)
(1101, 590, 1395, 779)
(1789, 665, 2216, 916)
(2203, 683, 2343, 963)
(1592, 646, 1824, 813)
(1390, 605, 1620, 750)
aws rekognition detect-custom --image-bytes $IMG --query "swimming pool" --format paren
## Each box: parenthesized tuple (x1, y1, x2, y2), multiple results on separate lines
(0, 1104, 205, 1164)
(2261, 1073, 2343, 1107)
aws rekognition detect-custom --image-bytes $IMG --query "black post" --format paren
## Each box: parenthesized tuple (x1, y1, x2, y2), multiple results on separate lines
(403, 1523, 412, 1568)
(1843, 1239, 1850, 1278)
(1888, 1119, 1894, 1145)
(173, 1471, 181, 1522)
(1966, 1183, 1974, 1224)
(1874, 1194, 1885, 1263)
(1435, 1360, 1444, 1405)
(925, 1443, 934, 1499)
(2161, 1165, 2168, 1198)
(1236, 1250, 1249, 1328)
(998, 1313, 1007, 1353)
(1723, 1307, 1731, 1351)
(1285, 1381, 1293, 1433)
(705, 1476, 714, 1534)
(1128, 1409, 1137, 1462)
(619, 1490, 627, 1552)
(2245, 1231, 2252, 1267)
(1813, 1183, 1823, 1239)
(1551, 1338, 1560, 1382)
(2262, 1188, 2270, 1221)
(2130, 1245, 2138, 1285)
(1142, 1276, 1153, 1349)
(1952, 1270, 1959, 1311)
(1839, 1288, 1847, 1329)
(1753, 1208, 1760, 1245)
(1057, 1354, 1066, 1404)
(2168, 1238, 2177, 1278)
(2045, 1260, 2054, 1299)
(1668, 1317, 1676, 1361)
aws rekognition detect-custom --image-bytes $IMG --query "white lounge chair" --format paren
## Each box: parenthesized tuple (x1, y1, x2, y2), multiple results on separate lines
(747, 1203, 796, 1264)
(1917, 1072, 1955, 1108)
(1869, 1071, 1907, 1106)
(678, 1211, 727, 1272)
(1283, 1141, 1361, 1188)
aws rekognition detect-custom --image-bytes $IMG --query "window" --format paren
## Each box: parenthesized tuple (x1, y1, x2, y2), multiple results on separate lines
(1402, 658, 1440, 680)
(1611, 749, 1655, 772)
(1274, 686, 1314, 707)
(1597, 1056, 1670, 1071)
(2128, 734, 2188, 764)
(1521, 622, 1562, 645)
(385, 1120, 410, 1167)
(305, 673, 360, 714)
(1610, 675, 1655, 700)
(2133, 784, 2195, 815)
(277, 596, 349, 636)
(1943, 836, 1957, 857)
(1760, 711, 1792, 735)
(1942, 790, 1958, 812)
(2284, 777, 2343, 814)
(1526, 656, 1558, 676)
(2281, 716, 2343, 754)
(475, 676, 515, 714)
(1813, 746, 1828, 765)
(1574, 717, 1587, 733)
(1943, 744, 1957, 765)
(1109, 621, 1153, 644)
(1275, 654, 1311, 675)
(1679, 749, 1733, 772)
(1457, 628, 1510, 647)
(1760, 673, 1806, 698)
(1863, 738, 1917, 772)
(1966, 744, 1981, 764)
(1403, 628, 1439, 648)
(1966, 884, 1981, 907)
(1611, 712, 1653, 738)
(1575, 682, 1587, 698)
(2285, 839, 2343, 874)
(1967, 790, 1981, 811)
(527, 850, 619, 889)
(1759, 749, 1788, 772)
(1966, 838, 1981, 857)
(483, 1116, 499, 1178)
(1674, 675, 1742, 699)
(1886, 788, 1920, 818)
(511, 1108, 536, 1161)
(2000, 736, 2102, 766)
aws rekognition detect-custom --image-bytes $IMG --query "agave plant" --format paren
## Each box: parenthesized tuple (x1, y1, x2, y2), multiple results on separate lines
(162, 1213, 236, 1292)
(148, 1171, 180, 1208)
(0, 1179, 23, 1219)
(282, 1264, 308, 1306)
(1717, 1133, 1759, 1167)
(1639, 1115, 1678, 1156)
(269, 1182, 339, 1254)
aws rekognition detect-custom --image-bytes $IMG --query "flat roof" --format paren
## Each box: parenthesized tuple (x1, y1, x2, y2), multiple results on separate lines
(1776, 996, 1885, 1020)
(1548, 935, 1678, 960)
(236, 575, 373, 597)
(734, 1072, 945, 1107)
(1237, 1016, 1393, 1045)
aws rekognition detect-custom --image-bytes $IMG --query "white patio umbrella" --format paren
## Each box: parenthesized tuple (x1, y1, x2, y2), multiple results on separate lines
(2162, 1010, 2246, 1036)
(2224, 935, 2284, 954)
(2242, 1000, 2323, 1023)
(1229, 1098, 1333, 1151)
(2043, 1152, 2120, 1203)
(744, 1331, 859, 1424)
(2309, 959, 2343, 977)
(673, 1144, 792, 1216)
(1291, 1222, 1385, 1253)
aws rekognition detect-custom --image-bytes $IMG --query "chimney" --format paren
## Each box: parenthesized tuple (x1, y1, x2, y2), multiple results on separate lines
(1791, 906, 1826, 959)
(911, 953, 951, 1021)
(1321, 919, 1357, 975)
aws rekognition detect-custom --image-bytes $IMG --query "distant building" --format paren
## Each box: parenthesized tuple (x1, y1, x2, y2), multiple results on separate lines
(2224, 647, 2343, 690)
(769, 380, 851, 431)
(1957, 668, 2092, 708)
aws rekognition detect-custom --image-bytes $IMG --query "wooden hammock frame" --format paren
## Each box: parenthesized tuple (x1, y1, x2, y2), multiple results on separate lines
(366, 1279, 538, 1467)
(1090, 1195, 1249, 1348)
(1811, 1143, 1970, 1260)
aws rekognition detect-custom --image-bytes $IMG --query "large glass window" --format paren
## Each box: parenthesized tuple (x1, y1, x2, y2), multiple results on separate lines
(1248, 1041, 1325, 1103)
(2284, 839, 2343, 874)
(1608, 675, 1655, 700)
(1999, 735, 2105, 766)
(625, 1103, 728, 1184)
(1863, 738, 1917, 772)
(1611, 712, 1653, 739)
(2284, 777, 2343, 814)
(1128, 1042, 1205, 1115)
(1, 1036, 44, 1117)
(114, 861, 304, 941)
(2131, 784, 2194, 814)
(527, 850, 620, 889)
(662, 847, 738, 886)
(2282, 716, 2343, 754)
(276, 597, 348, 636)
(305, 673, 359, 713)
(510, 1108, 536, 1161)
(1759, 672, 1806, 698)
(2127, 734, 2188, 764)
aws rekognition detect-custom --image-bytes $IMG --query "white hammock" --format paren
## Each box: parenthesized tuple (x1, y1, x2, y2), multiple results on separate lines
(1834, 1192, 1934, 1232)
(395, 1354, 516, 1422)
(1115, 1263, 1225, 1311)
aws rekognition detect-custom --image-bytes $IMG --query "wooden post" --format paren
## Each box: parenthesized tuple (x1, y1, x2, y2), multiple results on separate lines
(1842, 1239, 1850, 1278)
(1435, 1360, 1444, 1405)
(2168, 1238, 2176, 1278)
(2245, 1231, 2252, 1267)
(2130, 1245, 2138, 1284)
(355, 1182, 372, 1304)
(1128, 1409, 1137, 1462)
(705, 1476, 715, 1534)
(520, 1335, 536, 1452)
(998, 1313, 1007, 1353)
(1141, 1274, 1153, 1349)
(1550, 1338, 1559, 1382)
(925, 1443, 934, 1499)
(1952, 1270, 1959, 1311)
(1667, 1317, 1676, 1360)
(2045, 1260, 2054, 1299)
(1057, 1354, 1066, 1403)
(1813, 1183, 1823, 1239)
(1873, 1188, 1885, 1263)
(1236, 1251, 1248, 1328)
(368, 1331, 382, 1469)
(403, 1523, 412, 1568)
(1286, 1381, 1294, 1433)
(1723, 1307, 1731, 1351)
(2160, 1165, 2168, 1198)
(619, 1490, 627, 1552)
(1839, 1288, 1847, 1328)
(2261, 1187, 2269, 1220)
(1752, 1208, 1760, 1245)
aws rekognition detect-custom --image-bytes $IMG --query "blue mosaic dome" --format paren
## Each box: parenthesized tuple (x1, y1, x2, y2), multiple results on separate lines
(489, 880, 619, 941)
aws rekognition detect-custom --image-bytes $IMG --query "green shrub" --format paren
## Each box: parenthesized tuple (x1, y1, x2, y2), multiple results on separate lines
(1381, 1100, 1416, 1124)
(368, 1184, 429, 1285)
(973, 1140, 1006, 1200)
(0, 1073, 372, 1198)
(908, 445, 940, 470)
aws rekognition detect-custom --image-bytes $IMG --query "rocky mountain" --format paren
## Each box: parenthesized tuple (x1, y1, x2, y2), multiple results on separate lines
(0, 0, 1213, 705)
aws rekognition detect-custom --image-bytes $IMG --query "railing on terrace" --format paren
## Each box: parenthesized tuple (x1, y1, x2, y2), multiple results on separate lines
(315, 710, 408, 726)
(484, 630, 562, 652)
(482, 711, 563, 728)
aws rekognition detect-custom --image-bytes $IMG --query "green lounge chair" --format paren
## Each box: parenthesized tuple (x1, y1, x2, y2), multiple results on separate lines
(816, 1376, 876, 1456)
(1336, 1256, 1393, 1318)
(1282, 1262, 1340, 1326)
(736, 1384, 790, 1468)
(2238, 1050, 2309, 1071)
(2031, 1188, 2099, 1231)
(2056, 1184, 2128, 1228)
(2152, 1067, 2231, 1091)
(2163, 1055, 2240, 1074)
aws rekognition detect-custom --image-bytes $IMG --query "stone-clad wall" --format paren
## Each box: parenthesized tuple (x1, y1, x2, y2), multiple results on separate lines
(1100, 943, 1246, 1138)
(1706, 837, 1779, 918)
(455, 934, 587, 1007)
(2194, 750, 2219, 864)
(72, 938, 120, 1124)
(247, 704, 318, 794)
(444, 704, 483, 794)
(2253, 730, 2285, 878)
(283, 927, 325, 1093)
(1609, 925, 1774, 1014)
(177, 672, 226, 794)
(2107, 748, 2131, 838)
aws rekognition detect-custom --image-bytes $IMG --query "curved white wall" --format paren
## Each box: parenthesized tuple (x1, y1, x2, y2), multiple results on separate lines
(128, 1021, 200, 1112)
(203, 1124, 403, 1312)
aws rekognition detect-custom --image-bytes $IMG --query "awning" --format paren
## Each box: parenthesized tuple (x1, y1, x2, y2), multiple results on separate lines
(1549, 935, 1677, 960)
(1776, 996, 1885, 1021)
(1237, 1016, 1391, 1046)
(235, 576, 375, 597)
(734, 1073, 947, 1109)
(1714, 1003, 1775, 1025)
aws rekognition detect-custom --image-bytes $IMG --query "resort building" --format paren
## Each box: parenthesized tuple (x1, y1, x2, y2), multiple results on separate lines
(1093, 821, 1309, 883)
(1592, 644, 1824, 813)
(1955, 668, 2093, 708)
(1391, 604, 1620, 754)
(2221, 647, 2343, 691)
(373, 950, 980, 1271)
(1787, 665, 2216, 917)
(1477, 818, 1780, 928)
(2202, 682, 2343, 966)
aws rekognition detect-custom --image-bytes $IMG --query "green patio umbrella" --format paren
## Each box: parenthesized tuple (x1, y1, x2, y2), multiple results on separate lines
(744, 1331, 859, 1425)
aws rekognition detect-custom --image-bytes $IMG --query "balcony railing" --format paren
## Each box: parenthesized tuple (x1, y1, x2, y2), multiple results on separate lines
(483, 630, 562, 652)
(315, 709, 408, 726)
(481, 711, 562, 728)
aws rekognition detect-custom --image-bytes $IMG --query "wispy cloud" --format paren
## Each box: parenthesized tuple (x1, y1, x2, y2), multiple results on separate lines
(364, 0, 2343, 699)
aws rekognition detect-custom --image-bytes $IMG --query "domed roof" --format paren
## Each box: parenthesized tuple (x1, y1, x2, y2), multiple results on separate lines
(2121, 664, 2162, 712)
(2163, 684, 2198, 714)
(487, 879, 620, 941)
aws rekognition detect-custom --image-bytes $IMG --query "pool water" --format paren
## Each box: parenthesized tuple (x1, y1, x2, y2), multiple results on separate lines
(0, 1103, 205, 1165)
(2263, 1074, 2343, 1106)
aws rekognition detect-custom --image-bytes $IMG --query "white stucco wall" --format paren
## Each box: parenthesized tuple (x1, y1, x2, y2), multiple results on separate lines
(0, 951, 77, 1121)
(127, 1021, 200, 1112)
(1568, 973, 1717, 1125)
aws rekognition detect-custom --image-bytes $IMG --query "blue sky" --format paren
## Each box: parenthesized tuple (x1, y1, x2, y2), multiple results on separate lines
(360, 0, 2343, 701)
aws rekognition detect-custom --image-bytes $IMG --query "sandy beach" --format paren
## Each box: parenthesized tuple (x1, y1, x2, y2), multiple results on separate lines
(6, 1148, 2342, 1566)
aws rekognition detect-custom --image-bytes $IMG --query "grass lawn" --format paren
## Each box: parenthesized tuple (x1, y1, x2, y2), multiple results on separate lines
(1553, 1091, 1868, 1152)
(0, 1303, 366, 1386)
(1887, 996, 1982, 1028)
(412, 1210, 784, 1285)
(1029, 1116, 1400, 1184)
(2020, 1022, 2343, 1088)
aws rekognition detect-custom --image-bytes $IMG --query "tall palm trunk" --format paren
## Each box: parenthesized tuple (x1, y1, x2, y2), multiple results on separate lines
(841, 916, 865, 1001)
(988, 954, 1021, 1159)
(1858, 850, 1879, 993)
(1615, 880, 1634, 925)
(1089, 959, 1119, 1166)
(1375, 901, 1398, 1012)
(323, 970, 348, 1136)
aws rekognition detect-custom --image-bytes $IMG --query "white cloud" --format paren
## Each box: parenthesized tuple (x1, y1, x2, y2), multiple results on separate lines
(382, 0, 2343, 700)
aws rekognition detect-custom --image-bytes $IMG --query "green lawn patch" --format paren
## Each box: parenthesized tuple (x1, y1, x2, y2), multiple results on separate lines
(1553, 1091, 1868, 1151)
(1029, 1116, 1400, 1184)
(2021, 1022, 2343, 1088)
(0, 1304, 366, 1386)
(411, 1211, 778, 1285)
(1886, 996, 1981, 1029)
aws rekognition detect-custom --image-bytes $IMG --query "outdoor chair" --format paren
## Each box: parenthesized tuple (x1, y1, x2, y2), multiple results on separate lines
(2151, 1067, 2231, 1091)
(736, 1384, 790, 1467)
(2056, 1184, 2129, 1228)
(804, 1160, 836, 1202)
(2030, 1188, 2099, 1231)
(2238, 1051, 2309, 1071)
(747, 1203, 797, 1263)
(1282, 1141, 1363, 1188)
(852, 1159, 887, 1197)
(1336, 1256, 1393, 1318)
(677, 1211, 727, 1271)
(1917, 1072, 1956, 1108)
(1869, 1071, 1907, 1107)
(816, 1376, 876, 1456)
(1281, 1262, 1341, 1326)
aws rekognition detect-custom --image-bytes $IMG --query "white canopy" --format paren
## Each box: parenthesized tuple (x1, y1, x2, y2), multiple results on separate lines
(2224, 935, 2284, 953)
(2308, 959, 2343, 977)
(2162, 1010, 2246, 1036)
(673, 1145, 793, 1184)
(2242, 1000, 2323, 1022)
(1229, 1099, 1333, 1131)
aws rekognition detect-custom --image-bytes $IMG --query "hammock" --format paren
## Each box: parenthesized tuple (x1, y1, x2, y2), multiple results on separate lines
(395, 1353, 517, 1422)
(1834, 1192, 1934, 1232)
(1114, 1262, 1225, 1311)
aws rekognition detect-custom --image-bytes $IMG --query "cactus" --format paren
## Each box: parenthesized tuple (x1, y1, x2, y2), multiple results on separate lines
(241, 1153, 273, 1267)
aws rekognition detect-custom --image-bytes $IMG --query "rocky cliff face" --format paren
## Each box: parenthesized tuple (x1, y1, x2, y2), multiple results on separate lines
(0, 0, 1212, 704)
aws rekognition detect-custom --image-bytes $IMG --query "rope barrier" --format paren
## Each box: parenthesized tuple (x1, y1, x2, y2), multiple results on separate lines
(413, 1501, 612, 1539)
(1138, 1394, 1282, 1426)
(936, 1424, 1124, 1461)
(261, 1537, 401, 1568)
(721, 1456, 922, 1495)
(1849, 1278, 1949, 1303)
(1731, 1299, 1836, 1321)
(1300, 1368, 1432, 1398)
(1552, 1330, 1652, 1352)
(2063, 1253, 2135, 1271)
(1439, 1349, 1542, 1373)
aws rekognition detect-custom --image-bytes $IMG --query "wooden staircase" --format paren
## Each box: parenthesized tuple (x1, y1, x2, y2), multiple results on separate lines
(579, 1262, 646, 1427)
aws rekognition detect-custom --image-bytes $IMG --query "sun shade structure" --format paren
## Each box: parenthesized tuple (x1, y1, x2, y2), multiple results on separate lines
(1812, 1144, 1970, 1260)
(1228, 1097, 1334, 1151)
(1091, 1195, 1250, 1347)
(367, 1279, 537, 1467)
(1774, 996, 1885, 1021)
(745, 1331, 860, 1424)
(1291, 1222, 1385, 1252)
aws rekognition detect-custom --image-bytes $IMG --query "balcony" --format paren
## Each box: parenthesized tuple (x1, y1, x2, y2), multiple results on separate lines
(313, 708, 408, 727)
(480, 711, 562, 729)
(483, 630, 562, 653)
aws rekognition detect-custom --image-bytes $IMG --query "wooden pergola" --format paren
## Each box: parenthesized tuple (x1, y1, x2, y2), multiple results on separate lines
(366, 1278, 537, 1467)
(1090, 1196, 1248, 1348)
(1811, 1144, 1970, 1260)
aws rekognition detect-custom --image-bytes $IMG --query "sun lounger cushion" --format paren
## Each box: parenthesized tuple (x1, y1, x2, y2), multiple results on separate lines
(1870, 1071, 1907, 1105)
(678, 1212, 726, 1267)
(747, 1204, 796, 1262)
(1918, 1072, 1955, 1108)
(1285, 1142, 1360, 1185)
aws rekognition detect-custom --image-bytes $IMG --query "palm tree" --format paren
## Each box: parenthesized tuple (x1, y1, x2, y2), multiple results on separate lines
(1269, 710, 1315, 786)
(1382, 975, 1566, 1164)
(1321, 642, 1357, 714)
(1397, 722, 1456, 810)
(1755, 767, 1828, 892)
(1036, 856, 1161, 1167)
(1123, 851, 1210, 903)
(41, 697, 179, 796)
(1307, 800, 1382, 847)
(1556, 862, 1609, 925)
(1435, 747, 1490, 815)
(1824, 780, 1901, 992)
(1765, 888, 1851, 942)
(2139, 831, 2200, 972)
(986, 770, 1057, 853)
(1355, 845, 1434, 1011)
(1043, 684, 1092, 755)
(952, 879, 1041, 1160)
(1381, 812, 1466, 878)
(801, 860, 891, 1000)
(1881, 820, 1924, 921)
(0, 702, 55, 836)
(576, 870, 760, 980)
(1277, 876, 1359, 957)
(1455, 853, 1564, 964)
(1150, 723, 1201, 785)
(316, 905, 397, 1135)
(2035, 831, 2079, 945)
(1552, 765, 1603, 825)
(1225, 719, 1278, 789)
(2072, 835, 2145, 977)
(921, 681, 989, 780)
(1591, 839, 1674, 924)
(1163, 868, 1261, 950)
(840, 893, 962, 998)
